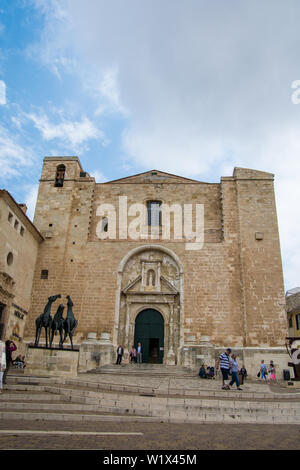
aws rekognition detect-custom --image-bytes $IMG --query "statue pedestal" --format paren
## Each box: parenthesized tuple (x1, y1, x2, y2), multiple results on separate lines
(78, 332, 114, 372)
(26, 345, 79, 378)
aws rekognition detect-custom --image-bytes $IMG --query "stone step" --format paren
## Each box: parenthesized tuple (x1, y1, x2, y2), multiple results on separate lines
(0, 411, 156, 423)
(3, 385, 300, 409)
(89, 364, 197, 377)
(2, 377, 300, 424)
(6, 377, 300, 401)
(0, 401, 150, 417)
(7, 368, 25, 377)
(1, 399, 299, 417)
(0, 382, 279, 402)
(0, 409, 299, 425)
(2, 386, 300, 419)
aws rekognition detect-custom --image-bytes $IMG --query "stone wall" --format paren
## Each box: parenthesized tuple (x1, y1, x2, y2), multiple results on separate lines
(23, 158, 288, 370)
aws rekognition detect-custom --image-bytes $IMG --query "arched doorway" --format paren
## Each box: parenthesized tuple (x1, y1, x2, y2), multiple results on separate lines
(134, 309, 164, 363)
(115, 245, 183, 365)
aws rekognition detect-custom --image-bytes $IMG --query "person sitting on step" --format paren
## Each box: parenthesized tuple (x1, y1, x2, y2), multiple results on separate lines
(199, 364, 207, 378)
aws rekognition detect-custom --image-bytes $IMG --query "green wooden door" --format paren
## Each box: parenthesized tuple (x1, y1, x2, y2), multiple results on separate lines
(134, 309, 164, 363)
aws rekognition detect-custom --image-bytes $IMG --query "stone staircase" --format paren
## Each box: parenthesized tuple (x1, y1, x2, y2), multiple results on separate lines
(1, 374, 300, 425)
(88, 363, 197, 377)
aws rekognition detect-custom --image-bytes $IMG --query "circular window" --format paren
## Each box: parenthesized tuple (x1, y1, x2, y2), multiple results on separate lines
(7, 252, 13, 266)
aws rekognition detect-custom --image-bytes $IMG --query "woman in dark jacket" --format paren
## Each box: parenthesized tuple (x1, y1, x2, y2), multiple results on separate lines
(3, 340, 17, 384)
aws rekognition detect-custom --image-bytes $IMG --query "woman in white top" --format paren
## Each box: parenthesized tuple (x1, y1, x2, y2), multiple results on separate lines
(0, 340, 6, 393)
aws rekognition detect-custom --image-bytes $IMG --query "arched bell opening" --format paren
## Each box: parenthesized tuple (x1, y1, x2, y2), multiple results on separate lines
(54, 164, 66, 187)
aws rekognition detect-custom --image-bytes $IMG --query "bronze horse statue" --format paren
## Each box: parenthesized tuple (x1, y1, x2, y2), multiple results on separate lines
(49, 304, 65, 349)
(63, 295, 78, 350)
(35, 294, 61, 348)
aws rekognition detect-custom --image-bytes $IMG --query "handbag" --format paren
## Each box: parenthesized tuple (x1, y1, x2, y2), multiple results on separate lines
(257, 371, 260, 377)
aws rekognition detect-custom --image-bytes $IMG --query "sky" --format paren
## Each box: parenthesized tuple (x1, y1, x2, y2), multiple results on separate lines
(1, 0, 300, 291)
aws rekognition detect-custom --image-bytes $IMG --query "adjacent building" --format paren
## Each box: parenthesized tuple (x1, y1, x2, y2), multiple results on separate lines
(0, 190, 43, 348)
(286, 287, 300, 338)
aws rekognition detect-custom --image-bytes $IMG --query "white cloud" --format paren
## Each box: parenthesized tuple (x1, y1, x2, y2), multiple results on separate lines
(26, 112, 107, 150)
(94, 66, 128, 116)
(0, 80, 6, 105)
(11, 116, 22, 130)
(29, 0, 300, 290)
(26, 0, 71, 79)
(0, 125, 34, 178)
(90, 170, 108, 182)
(24, 184, 39, 221)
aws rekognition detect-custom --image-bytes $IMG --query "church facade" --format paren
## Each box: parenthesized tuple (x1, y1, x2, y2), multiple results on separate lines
(20, 156, 289, 374)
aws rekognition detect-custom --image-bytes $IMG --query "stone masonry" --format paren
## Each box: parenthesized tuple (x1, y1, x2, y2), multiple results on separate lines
(22, 157, 290, 377)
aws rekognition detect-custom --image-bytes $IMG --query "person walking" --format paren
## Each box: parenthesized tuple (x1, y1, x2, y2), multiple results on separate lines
(136, 342, 142, 364)
(216, 348, 232, 390)
(0, 340, 6, 393)
(229, 354, 243, 390)
(115, 345, 124, 365)
(3, 340, 17, 385)
(259, 360, 268, 383)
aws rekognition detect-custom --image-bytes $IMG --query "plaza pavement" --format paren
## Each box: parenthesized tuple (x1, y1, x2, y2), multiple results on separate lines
(0, 365, 299, 451)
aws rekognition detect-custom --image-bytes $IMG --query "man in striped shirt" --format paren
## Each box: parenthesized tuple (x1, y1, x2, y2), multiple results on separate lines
(216, 348, 232, 390)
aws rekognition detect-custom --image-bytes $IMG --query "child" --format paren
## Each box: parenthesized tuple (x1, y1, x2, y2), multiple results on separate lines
(269, 361, 277, 384)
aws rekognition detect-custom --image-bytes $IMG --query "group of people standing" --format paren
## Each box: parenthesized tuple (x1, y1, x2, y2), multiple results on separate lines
(116, 343, 143, 364)
(216, 348, 247, 390)
(258, 360, 277, 383)
(0, 339, 18, 392)
(216, 348, 279, 390)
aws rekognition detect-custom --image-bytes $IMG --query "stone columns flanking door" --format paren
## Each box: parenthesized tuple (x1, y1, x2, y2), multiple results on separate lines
(115, 245, 184, 365)
(167, 301, 176, 365)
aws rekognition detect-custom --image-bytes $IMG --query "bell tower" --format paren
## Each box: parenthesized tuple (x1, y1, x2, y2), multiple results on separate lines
(25, 156, 96, 340)
(33, 156, 94, 237)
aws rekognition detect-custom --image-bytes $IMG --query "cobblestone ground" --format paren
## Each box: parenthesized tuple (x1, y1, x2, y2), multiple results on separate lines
(0, 419, 299, 451)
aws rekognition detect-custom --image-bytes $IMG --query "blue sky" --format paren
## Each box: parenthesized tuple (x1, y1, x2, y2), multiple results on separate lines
(0, 0, 128, 192)
(1, 0, 300, 291)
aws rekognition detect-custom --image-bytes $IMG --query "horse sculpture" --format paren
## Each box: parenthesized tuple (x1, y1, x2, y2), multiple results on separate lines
(49, 304, 65, 349)
(35, 294, 61, 348)
(63, 295, 78, 350)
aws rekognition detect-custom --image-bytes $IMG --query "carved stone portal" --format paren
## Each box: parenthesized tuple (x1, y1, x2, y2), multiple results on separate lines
(116, 246, 183, 365)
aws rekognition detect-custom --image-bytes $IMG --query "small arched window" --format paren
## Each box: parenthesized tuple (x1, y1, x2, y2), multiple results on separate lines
(55, 164, 66, 187)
